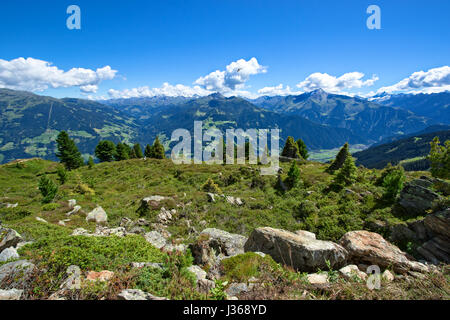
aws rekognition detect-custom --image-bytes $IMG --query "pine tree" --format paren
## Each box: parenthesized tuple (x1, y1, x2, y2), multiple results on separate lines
(38, 175, 58, 204)
(95, 140, 116, 162)
(55, 131, 84, 170)
(124, 144, 133, 158)
(285, 160, 301, 189)
(382, 165, 406, 200)
(115, 142, 130, 161)
(296, 139, 309, 160)
(428, 137, 450, 179)
(328, 143, 350, 172)
(281, 136, 301, 159)
(151, 137, 166, 159)
(133, 143, 144, 158)
(334, 156, 357, 186)
(144, 144, 153, 158)
(56, 166, 68, 185)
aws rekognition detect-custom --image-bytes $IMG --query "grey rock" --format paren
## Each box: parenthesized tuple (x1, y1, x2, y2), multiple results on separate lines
(144, 231, 167, 249)
(68, 199, 77, 209)
(187, 265, 207, 282)
(86, 206, 107, 224)
(131, 262, 164, 270)
(294, 230, 316, 240)
(67, 205, 81, 216)
(117, 289, 168, 300)
(244, 227, 348, 272)
(398, 180, 441, 214)
(307, 273, 329, 285)
(225, 283, 248, 297)
(0, 247, 19, 262)
(424, 208, 450, 239)
(0, 260, 35, 288)
(0, 227, 22, 252)
(0, 288, 23, 300)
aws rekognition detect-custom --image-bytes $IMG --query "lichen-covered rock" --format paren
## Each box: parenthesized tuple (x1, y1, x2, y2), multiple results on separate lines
(187, 265, 207, 282)
(86, 206, 107, 224)
(0, 227, 22, 252)
(117, 289, 168, 300)
(0, 288, 23, 300)
(244, 227, 348, 272)
(339, 265, 367, 281)
(144, 231, 167, 249)
(0, 260, 35, 288)
(398, 179, 441, 214)
(0, 247, 19, 262)
(339, 230, 428, 274)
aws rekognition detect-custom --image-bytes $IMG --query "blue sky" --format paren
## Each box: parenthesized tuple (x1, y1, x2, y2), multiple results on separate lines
(0, 0, 449, 99)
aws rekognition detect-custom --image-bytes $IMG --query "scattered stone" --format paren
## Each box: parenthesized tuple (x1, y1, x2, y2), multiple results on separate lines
(307, 273, 329, 285)
(131, 262, 164, 270)
(225, 283, 248, 297)
(86, 206, 108, 224)
(197, 279, 215, 294)
(128, 226, 146, 235)
(382, 270, 395, 282)
(398, 179, 441, 215)
(207, 193, 217, 203)
(339, 230, 428, 274)
(58, 219, 71, 226)
(60, 266, 81, 290)
(0, 288, 23, 300)
(117, 289, 169, 300)
(339, 265, 367, 281)
(0, 247, 19, 262)
(86, 270, 114, 282)
(187, 265, 207, 282)
(140, 196, 170, 211)
(226, 196, 243, 206)
(190, 228, 247, 266)
(68, 199, 77, 209)
(67, 205, 81, 216)
(15, 241, 33, 250)
(144, 231, 167, 249)
(254, 252, 266, 258)
(0, 260, 35, 288)
(0, 226, 22, 252)
(5, 203, 18, 209)
(157, 207, 175, 225)
(35, 217, 48, 223)
(244, 227, 348, 272)
(71, 228, 90, 236)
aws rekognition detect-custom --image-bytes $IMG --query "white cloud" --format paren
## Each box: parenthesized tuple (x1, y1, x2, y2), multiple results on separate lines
(376, 66, 450, 94)
(257, 84, 303, 96)
(107, 82, 211, 99)
(296, 72, 378, 94)
(194, 57, 267, 92)
(0, 57, 117, 93)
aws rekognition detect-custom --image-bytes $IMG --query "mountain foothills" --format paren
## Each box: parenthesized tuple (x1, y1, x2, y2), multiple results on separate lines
(0, 88, 449, 165)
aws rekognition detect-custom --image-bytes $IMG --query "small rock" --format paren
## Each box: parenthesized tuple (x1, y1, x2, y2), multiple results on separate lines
(307, 273, 329, 285)
(5, 203, 18, 209)
(0, 247, 19, 262)
(131, 262, 164, 270)
(86, 206, 108, 224)
(157, 207, 174, 225)
(187, 265, 207, 282)
(60, 265, 81, 290)
(86, 270, 114, 282)
(71, 228, 90, 236)
(0, 288, 23, 300)
(144, 231, 167, 249)
(382, 270, 395, 282)
(67, 205, 81, 216)
(68, 199, 77, 209)
(0, 226, 22, 252)
(225, 283, 248, 297)
(117, 289, 169, 300)
(35, 217, 48, 223)
(339, 265, 367, 281)
(207, 193, 217, 203)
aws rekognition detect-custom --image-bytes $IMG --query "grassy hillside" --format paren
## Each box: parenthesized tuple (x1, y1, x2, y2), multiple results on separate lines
(1, 158, 448, 300)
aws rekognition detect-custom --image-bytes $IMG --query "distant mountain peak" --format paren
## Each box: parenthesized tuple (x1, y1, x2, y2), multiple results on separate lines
(208, 92, 225, 99)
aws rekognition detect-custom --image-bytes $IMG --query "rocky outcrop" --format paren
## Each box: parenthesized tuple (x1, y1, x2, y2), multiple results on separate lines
(0, 288, 23, 300)
(424, 208, 450, 239)
(86, 206, 108, 224)
(244, 227, 348, 272)
(398, 178, 441, 215)
(0, 226, 22, 252)
(339, 231, 428, 274)
(139, 196, 171, 213)
(190, 229, 247, 266)
(0, 247, 19, 262)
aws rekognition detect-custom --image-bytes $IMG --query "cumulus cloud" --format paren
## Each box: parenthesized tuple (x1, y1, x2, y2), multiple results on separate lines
(194, 57, 267, 92)
(258, 84, 302, 96)
(296, 72, 378, 94)
(107, 82, 211, 99)
(376, 66, 450, 94)
(0, 57, 117, 93)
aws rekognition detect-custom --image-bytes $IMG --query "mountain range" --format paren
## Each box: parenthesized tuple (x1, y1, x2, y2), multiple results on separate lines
(0, 88, 449, 164)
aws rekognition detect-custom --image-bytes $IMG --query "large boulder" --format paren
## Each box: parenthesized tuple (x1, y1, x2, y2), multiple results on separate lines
(0, 227, 22, 252)
(244, 227, 348, 272)
(190, 228, 247, 266)
(339, 231, 428, 274)
(398, 179, 441, 214)
(0, 260, 35, 288)
(86, 206, 108, 224)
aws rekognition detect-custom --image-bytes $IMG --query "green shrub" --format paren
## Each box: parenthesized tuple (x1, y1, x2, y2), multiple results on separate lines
(57, 166, 68, 185)
(38, 175, 58, 204)
(202, 178, 222, 194)
(41, 203, 61, 211)
(382, 166, 406, 201)
(285, 161, 301, 189)
(221, 252, 278, 283)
